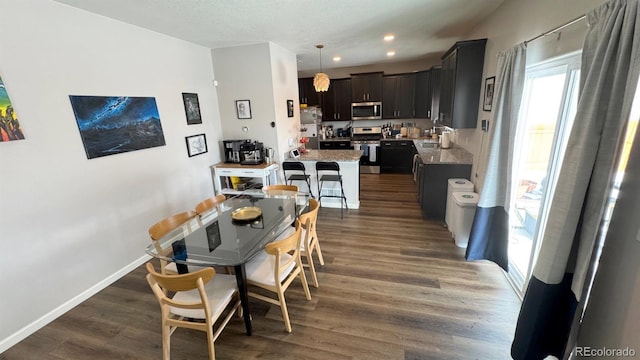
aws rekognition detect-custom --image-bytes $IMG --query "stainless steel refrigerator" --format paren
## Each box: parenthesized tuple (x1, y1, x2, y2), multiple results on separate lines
(300, 106, 321, 149)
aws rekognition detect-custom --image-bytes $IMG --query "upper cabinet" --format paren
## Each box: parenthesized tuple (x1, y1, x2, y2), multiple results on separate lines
(383, 74, 415, 119)
(414, 67, 441, 119)
(439, 39, 486, 128)
(322, 78, 352, 121)
(298, 77, 321, 106)
(351, 72, 383, 102)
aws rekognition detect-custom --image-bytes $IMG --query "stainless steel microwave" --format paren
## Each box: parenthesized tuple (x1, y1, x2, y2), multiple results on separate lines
(352, 102, 382, 120)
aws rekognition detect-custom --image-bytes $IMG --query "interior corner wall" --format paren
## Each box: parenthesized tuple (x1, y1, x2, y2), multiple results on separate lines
(0, 0, 223, 352)
(267, 42, 301, 169)
(460, 0, 608, 191)
(212, 44, 280, 160)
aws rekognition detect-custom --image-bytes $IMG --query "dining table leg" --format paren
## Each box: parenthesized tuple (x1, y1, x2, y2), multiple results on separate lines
(234, 263, 252, 335)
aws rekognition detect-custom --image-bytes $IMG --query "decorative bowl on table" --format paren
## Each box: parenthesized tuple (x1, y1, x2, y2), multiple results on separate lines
(231, 206, 262, 223)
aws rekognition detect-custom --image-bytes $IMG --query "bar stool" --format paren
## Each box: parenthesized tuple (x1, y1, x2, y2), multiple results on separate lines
(315, 161, 348, 218)
(282, 161, 314, 198)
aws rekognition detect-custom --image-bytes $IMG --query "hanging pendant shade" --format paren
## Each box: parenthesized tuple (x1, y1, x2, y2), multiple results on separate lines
(313, 72, 330, 92)
(313, 45, 330, 92)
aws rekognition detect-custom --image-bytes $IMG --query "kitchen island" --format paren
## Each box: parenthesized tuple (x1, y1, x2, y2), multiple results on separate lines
(412, 141, 474, 220)
(296, 149, 362, 209)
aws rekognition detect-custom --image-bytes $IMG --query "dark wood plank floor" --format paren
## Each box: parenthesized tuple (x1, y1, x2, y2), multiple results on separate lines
(1, 174, 520, 360)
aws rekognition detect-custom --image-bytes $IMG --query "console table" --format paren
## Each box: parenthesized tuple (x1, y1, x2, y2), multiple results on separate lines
(210, 162, 279, 196)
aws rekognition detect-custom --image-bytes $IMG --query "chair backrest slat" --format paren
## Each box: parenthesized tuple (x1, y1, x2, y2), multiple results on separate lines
(315, 161, 340, 172)
(149, 211, 198, 241)
(146, 262, 215, 292)
(282, 161, 306, 172)
(262, 184, 299, 192)
(195, 194, 226, 215)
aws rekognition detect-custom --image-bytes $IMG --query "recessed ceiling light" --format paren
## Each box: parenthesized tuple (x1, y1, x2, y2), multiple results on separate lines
(333, 56, 341, 62)
(387, 51, 396, 57)
(384, 34, 395, 41)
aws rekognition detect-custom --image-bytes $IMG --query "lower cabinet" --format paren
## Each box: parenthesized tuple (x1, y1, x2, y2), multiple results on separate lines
(319, 140, 351, 149)
(380, 140, 416, 173)
(418, 163, 472, 220)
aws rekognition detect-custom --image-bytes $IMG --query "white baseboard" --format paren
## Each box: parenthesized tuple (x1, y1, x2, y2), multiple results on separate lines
(0, 254, 150, 354)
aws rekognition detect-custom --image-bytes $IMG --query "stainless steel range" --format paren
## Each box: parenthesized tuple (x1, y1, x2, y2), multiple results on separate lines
(351, 127, 382, 174)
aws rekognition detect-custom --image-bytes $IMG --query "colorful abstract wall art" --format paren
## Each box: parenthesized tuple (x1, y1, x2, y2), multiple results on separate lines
(0, 75, 25, 142)
(69, 96, 166, 159)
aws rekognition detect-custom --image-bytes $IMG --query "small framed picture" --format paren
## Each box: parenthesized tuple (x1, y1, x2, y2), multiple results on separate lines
(287, 99, 294, 117)
(235, 99, 252, 119)
(185, 133, 208, 157)
(483, 76, 495, 112)
(182, 93, 202, 124)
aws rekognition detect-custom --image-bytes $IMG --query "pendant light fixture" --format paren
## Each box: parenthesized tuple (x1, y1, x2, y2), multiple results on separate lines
(313, 44, 330, 92)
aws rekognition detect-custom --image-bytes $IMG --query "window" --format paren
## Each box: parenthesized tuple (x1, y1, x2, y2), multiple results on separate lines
(507, 52, 581, 294)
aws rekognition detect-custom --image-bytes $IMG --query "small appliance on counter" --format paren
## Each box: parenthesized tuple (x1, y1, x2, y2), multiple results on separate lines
(240, 141, 264, 165)
(223, 139, 250, 163)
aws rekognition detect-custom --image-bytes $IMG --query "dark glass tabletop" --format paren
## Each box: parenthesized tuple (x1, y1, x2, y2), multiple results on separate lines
(146, 192, 308, 267)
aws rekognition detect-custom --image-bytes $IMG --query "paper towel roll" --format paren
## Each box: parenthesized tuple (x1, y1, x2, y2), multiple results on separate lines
(369, 144, 378, 162)
(441, 131, 451, 149)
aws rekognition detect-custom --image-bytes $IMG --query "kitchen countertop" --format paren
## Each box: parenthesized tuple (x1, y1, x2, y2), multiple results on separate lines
(414, 141, 474, 165)
(298, 149, 363, 162)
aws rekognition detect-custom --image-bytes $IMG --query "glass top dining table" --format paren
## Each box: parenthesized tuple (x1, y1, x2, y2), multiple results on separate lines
(145, 190, 309, 335)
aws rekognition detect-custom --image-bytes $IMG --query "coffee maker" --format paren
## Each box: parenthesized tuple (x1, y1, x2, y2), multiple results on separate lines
(223, 140, 249, 163)
(240, 141, 264, 165)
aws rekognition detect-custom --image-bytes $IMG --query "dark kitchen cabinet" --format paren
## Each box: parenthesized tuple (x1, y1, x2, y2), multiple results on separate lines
(380, 140, 416, 173)
(414, 67, 441, 119)
(439, 39, 486, 128)
(298, 77, 320, 106)
(321, 78, 352, 121)
(418, 163, 472, 220)
(319, 140, 351, 150)
(382, 74, 415, 119)
(351, 72, 383, 102)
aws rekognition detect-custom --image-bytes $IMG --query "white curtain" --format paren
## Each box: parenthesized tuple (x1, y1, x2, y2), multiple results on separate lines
(465, 43, 527, 271)
(511, 0, 640, 359)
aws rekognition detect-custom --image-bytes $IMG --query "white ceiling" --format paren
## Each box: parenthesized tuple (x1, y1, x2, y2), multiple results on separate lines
(54, 0, 504, 72)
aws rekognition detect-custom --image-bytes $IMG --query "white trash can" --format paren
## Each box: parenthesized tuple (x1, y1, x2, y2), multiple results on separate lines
(445, 179, 474, 234)
(452, 191, 479, 248)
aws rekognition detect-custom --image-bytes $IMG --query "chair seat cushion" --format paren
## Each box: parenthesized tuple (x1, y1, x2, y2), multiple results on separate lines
(300, 228, 309, 251)
(245, 251, 295, 286)
(170, 274, 238, 320)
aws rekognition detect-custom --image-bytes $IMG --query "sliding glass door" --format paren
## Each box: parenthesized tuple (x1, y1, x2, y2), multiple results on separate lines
(507, 53, 581, 294)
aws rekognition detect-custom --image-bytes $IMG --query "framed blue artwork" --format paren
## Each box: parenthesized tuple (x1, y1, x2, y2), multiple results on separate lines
(69, 96, 166, 159)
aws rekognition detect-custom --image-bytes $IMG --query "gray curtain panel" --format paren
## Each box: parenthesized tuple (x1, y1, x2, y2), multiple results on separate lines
(465, 43, 527, 271)
(512, 0, 640, 359)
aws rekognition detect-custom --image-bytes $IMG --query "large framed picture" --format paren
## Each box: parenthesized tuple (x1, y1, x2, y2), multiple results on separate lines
(69, 95, 165, 159)
(182, 92, 202, 124)
(185, 133, 208, 157)
(483, 76, 495, 112)
(235, 99, 251, 119)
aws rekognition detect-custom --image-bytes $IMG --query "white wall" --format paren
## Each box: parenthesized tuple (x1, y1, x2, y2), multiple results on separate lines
(461, 0, 608, 189)
(213, 42, 299, 165)
(268, 42, 302, 164)
(0, 0, 222, 351)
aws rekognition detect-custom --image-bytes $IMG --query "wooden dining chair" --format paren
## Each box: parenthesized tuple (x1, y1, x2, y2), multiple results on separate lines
(244, 219, 311, 333)
(195, 194, 227, 215)
(262, 184, 299, 193)
(146, 262, 241, 360)
(298, 198, 324, 288)
(148, 211, 199, 274)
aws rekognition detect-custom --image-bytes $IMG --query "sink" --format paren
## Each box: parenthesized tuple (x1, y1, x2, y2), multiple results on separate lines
(419, 142, 439, 148)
